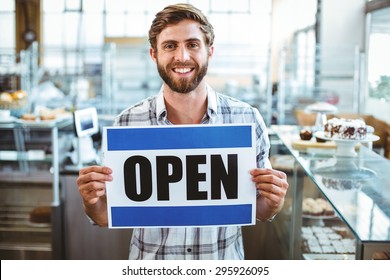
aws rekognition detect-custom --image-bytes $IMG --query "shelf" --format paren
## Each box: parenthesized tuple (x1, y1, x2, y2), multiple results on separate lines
(0, 171, 52, 183)
(0, 151, 52, 162)
(0, 242, 51, 252)
(0, 205, 51, 232)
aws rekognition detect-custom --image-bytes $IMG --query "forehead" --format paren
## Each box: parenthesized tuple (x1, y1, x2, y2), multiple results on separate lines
(157, 19, 205, 44)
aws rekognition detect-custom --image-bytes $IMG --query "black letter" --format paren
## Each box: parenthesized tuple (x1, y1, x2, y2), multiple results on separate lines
(123, 156, 152, 201)
(211, 154, 238, 199)
(156, 156, 183, 200)
(186, 155, 207, 200)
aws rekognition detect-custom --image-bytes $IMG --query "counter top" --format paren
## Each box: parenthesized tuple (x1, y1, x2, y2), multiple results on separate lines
(0, 117, 73, 129)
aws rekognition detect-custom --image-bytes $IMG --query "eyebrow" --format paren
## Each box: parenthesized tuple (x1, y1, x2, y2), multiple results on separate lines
(160, 38, 202, 46)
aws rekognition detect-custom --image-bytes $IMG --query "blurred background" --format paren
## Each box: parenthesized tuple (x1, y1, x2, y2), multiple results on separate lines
(0, 0, 389, 261)
(1, 0, 389, 124)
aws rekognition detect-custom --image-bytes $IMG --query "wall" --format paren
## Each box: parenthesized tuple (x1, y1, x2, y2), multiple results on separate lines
(271, 0, 370, 117)
(366, 99, 390, 123)
(270, 0, 317, 82)
(319, 0, 367, 114)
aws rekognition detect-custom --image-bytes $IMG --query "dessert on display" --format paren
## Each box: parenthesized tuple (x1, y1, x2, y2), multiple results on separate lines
(299, 129, 313, 140)
(301, 225, 355, 256)
(29, 206, 51, 224)
(324, 118, 367, 140)
(302, 197, 335, 217)
(0, 90, 27, 109)
(321, 177, 363, 191)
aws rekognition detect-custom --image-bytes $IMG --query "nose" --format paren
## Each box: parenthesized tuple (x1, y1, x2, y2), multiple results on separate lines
(175, 45, 190, 62)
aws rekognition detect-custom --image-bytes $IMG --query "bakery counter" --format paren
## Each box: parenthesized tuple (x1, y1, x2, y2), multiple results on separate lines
(271, 125, 390, 260)
(60, 173, 132, 260)
(0, 119, 74, 259)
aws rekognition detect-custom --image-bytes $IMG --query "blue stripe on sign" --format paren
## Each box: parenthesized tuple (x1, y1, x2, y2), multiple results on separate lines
(107, 125, 252, 151)
(111, 204, 252, 227)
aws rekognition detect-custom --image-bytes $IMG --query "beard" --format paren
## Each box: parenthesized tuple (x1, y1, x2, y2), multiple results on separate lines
(156, 58, 209, 94)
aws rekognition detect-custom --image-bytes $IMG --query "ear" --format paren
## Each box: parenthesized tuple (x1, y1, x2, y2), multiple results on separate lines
(150, 48, 157, 62)
(208, 46, 214, 59)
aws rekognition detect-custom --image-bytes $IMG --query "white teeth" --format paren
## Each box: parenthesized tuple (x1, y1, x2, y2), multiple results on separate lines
(174, 68, 191, 73)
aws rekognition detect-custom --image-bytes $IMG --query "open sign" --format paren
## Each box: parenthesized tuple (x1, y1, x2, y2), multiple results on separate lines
(103, 124, 256, 228)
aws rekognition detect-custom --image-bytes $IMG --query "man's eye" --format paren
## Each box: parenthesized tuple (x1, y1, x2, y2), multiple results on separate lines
(164, 44, 175, 50)
(189, 43, 199, 48)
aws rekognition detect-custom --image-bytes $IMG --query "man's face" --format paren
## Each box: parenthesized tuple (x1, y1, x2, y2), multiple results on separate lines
(151, 19, 213, 93)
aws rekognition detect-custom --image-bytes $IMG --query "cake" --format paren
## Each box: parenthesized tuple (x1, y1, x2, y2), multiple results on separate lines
(315, 136, 327, 143)
(303, 198, 323, 216)
(299, 129, 312, 140)
(302, 197, 335, 216)
(324, 118, 367, 140)
(29, 206, 51, 224)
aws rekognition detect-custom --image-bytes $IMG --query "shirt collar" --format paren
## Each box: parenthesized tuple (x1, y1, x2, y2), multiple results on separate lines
(155, 84, 218, 124)
(206, 84, 218, 119)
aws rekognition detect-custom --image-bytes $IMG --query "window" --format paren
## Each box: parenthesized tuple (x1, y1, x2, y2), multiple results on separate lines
(42, 0, 271, 48)
(40, 0, 273, 117)
(0, 0, 15, 49)
(367, 7, 390, 102)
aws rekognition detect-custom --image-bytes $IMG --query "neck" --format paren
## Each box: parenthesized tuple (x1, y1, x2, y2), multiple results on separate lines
(163, 83, 208, 124)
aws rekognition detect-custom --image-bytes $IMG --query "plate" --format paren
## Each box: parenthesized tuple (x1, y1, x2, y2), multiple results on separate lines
(315, 131, 379, 143)
(314, 131, 380, 157)
(305, 102, 337, 113)
(27, 221, 51, 228)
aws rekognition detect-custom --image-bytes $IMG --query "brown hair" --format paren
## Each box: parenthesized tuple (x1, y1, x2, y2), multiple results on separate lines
(148, 3, 215, 51)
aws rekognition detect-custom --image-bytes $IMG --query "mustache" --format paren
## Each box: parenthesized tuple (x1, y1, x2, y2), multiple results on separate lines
(170, 62, 196, 68)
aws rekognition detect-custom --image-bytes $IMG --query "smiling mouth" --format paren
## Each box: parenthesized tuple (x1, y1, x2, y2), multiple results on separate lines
(173, 67, 193, 74)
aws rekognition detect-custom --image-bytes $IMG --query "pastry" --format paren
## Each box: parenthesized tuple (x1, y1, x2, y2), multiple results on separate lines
(300, 129, 312, 140)
(21, 113, 36, 121)
(29, 206, 51, 224)
(0, 92, 13, 103)
(11, 90, 27, 100)
(324, 118, 367, 140)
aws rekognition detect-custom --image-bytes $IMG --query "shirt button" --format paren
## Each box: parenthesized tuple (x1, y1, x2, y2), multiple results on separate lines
(187, 248, 192, 253)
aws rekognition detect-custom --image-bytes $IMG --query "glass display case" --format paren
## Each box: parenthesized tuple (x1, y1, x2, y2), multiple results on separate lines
(271, 125, 390, 260)
(0, 118, 73, 259)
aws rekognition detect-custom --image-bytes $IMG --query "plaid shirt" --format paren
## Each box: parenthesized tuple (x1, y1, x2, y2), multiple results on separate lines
(114, 85, 270, 260)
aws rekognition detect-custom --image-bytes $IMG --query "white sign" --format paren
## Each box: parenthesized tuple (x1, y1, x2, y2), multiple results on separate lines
(103, 124, 257, 228)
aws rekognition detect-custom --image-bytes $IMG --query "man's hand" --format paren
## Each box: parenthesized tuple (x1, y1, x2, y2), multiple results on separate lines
(250, 168, 289, 221)
(77, 165, 113, 226)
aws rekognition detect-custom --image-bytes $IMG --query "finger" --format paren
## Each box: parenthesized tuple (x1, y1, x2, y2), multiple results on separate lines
(77, 171, 113, 186)
(82, 186, 106, 198)
(80, 183, 106, 202)
(256, 182, 276, 194)
(256, 180, 287, 197)
(251, 168, 287, 180)
(79, 165, 112, 176)
(252, 173, 283, 187)
(80, 179, 107, 192)
(257, 187, 280, 203)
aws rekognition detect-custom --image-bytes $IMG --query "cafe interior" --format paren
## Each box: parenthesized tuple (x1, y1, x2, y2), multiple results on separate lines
(0, 0, 389, 260)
